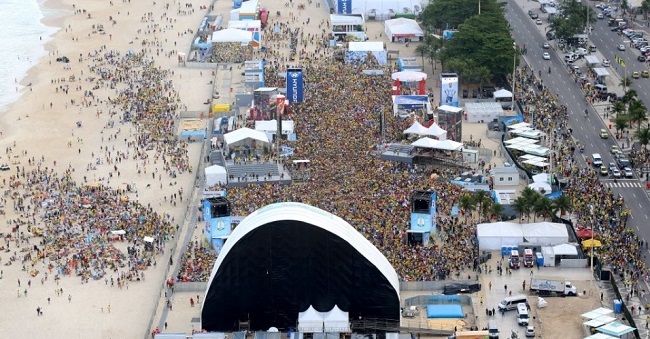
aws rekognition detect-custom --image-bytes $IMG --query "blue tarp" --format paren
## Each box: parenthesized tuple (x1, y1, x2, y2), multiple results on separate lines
(425, 304, 464, 318)
(394, 95, 429, 106)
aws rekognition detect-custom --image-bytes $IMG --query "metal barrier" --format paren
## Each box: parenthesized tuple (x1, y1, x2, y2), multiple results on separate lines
(399, 279, 474, 291)
(610, 275, 641, 339)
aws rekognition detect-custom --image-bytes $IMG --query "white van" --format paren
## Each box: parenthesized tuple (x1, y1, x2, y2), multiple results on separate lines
(592, 153, 603, 167)
(498, 295, 528, 311)
(517, 303, 530, 326)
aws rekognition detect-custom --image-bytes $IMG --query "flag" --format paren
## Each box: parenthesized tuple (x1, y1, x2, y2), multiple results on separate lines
(615, 55, 626, 67)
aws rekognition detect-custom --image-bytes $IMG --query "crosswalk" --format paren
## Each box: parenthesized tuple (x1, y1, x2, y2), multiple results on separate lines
(602, 181, 643, 188)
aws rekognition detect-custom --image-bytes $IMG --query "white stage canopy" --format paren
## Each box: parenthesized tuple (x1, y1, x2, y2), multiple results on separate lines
(224, 127, 270, 146)
(212, 28, 253, 43)
(254, 120, 294, 135)
(403, 121, 428, 135)
(477, 222, 524, 250)
(205, 165, 228, 186)
(493, 89, 512, 99)
(522, 222, 568, 245)
(464, 102, 504, 123)
(384, 18, 424, 40)
(435, 139, 463, 151)
(323, 305, 350, 332)
(411, 137, 439, 148)
(349, 41, 384, 52)
(298, 305, 324, 333)
(425, 123, 447, 139)
(391, 71, 427, 82)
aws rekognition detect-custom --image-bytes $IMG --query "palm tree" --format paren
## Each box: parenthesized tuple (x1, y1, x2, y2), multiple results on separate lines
(534, 196, 554, 221)
(459, 193, 476, 220)
(628, 99, 648, 132)
(552, 194, 573, 216)
(474, 190, 491, 222)
(513, 196, 529, 222)
(642, 0, 650, 20)
(491, 203, 505, 221)
(622, 89, 638, 105)
(620, 77, 632, 89)
(612, 101, 626, 118)
(636, 126, 650, 150)
(614, 115, 628, 137)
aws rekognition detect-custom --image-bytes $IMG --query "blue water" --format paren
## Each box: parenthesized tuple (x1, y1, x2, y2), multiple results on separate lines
(0, 0, 62, 113)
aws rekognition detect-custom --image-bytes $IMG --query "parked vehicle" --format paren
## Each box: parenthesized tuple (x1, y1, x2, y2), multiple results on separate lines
(523, 249, 534, 267)
(509, 250, 520, 269)
(516, 303, 530, 325)
(529, 278, 577, 296)
(498, 295, 529, 311)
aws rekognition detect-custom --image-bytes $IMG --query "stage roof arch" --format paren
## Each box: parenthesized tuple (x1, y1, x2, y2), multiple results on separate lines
(201, 202, 400, 332)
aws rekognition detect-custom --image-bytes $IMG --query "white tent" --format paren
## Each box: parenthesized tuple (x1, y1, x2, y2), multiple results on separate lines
(528, 181, 552, 194)
(391, 71, 427, 82)
(323, 305, 350, 333)
(493, 89, 513, 99)
(424, 123, 447, 140)
(434, 139, 463, 151)
(298, 305, 324, 333)
(403, 121, 428, 135)
(384, 18, 424, 40)
(205, 165, 228, 186)
(541, 246, 555, 266)
(476, 222, 524, 250)
(223, 127, 270, 146)
(211, 28, 253, 43)
(411, 137, 439, 148)
(522, 222, 568, 244)
(254, 120, 294, 135)
(552, 243, 578, 256)
(348, 41, 384, 52)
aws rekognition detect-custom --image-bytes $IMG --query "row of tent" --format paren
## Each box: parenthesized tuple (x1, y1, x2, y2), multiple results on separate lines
(297, 305, 350, 333)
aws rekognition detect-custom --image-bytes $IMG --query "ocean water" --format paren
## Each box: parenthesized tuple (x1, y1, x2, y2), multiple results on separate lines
(0, 0, 61, 113)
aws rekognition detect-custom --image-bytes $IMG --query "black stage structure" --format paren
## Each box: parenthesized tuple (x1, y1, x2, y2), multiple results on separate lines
(201, 203, 400, 332)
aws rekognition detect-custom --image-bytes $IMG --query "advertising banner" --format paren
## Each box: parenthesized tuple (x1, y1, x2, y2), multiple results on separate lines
(337, 0, 352, 14)
(440, 73, 459, 107)
(410, 212, 432, 233)
(209, 216, 232, 238)
(286, 68, 304, 104)
(430, 192, 437, 232)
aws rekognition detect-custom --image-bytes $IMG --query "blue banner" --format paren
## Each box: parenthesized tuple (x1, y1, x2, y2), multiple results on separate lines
(286, 68, 304, 104)
(208, 216, 232, 238)
(410, 213, 432, 233)
(337, 0, 351, 14)
(430, 192, 437, 232)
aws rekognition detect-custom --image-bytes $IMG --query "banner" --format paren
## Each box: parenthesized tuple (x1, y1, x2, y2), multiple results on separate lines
(430, 192, 437, 232)
(209, 216, 232, 238)
(410, 213, 433, 232)
(286, 68, 304, 104)
(337, 0, 352, 14)
(440, 73, 459, 107)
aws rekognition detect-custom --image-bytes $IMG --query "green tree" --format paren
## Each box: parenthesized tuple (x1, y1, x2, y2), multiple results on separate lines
(551, 194, 573, 216)
(420, 0, 505, 30)
(628, 99, 648, 132)
(620, 77, 632, 89)
(490, 202, 505, 221)
(636, 126, 650, 149)
(474, 189, 491, 222)
(534, 196, 554, 221)
(549, 0, 597, 40)
(513, 196, 529, 222)
(459, 193, 477, 220)
(612, 101, 626, 117)
(641, 0, 650, 20)
(614, 115, 628, 135)
(622, 89, 638, 105)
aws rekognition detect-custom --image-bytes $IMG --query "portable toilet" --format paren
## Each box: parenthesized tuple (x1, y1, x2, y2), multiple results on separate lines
(613, 299, 623, 314)
(535, 252, 544, 267)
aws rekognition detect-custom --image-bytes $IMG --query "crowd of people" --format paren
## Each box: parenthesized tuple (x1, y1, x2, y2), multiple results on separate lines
(207, 42, 254, 63)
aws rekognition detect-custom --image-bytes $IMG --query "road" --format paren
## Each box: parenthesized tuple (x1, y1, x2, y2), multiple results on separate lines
(504, 0, 650, 288)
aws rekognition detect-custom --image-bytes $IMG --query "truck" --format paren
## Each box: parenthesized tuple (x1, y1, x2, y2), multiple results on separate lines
(509, 250, 520, 269)
(523, 249, 534, 267)
(529, 278, 577, 296)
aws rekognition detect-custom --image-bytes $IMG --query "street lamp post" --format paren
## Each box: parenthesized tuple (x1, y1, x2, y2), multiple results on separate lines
(510, 42, 517, 112)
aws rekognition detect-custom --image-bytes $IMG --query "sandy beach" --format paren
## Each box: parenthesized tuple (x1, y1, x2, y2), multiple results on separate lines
(0, 0, 214, 338)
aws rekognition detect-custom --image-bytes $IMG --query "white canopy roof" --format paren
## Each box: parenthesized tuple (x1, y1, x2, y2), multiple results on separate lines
(411, 137, 439, 148)
(477, 222, 524, 250)
(323, 305, 350, 332)
(493, 89, 512, 99)
(254, 120, 294, 134)
(403, 121, 428, 135)
(438, 105, 463, 113)
(212, 28, 253, 43)
(384, 18, 424, 38)
(434, 139, 463, 151)
(582, 308, 615, 320)
(583, 315, 617, 328)
(223, 127, 270, 145)
(298, 305, 324, 333)
(205, 165, 228, 186)
(391, 71, 427, 82)
(584, 334, 617, 339)
(348, 41, 384, 52)
(522, 222, 568, 244)
(528, 181, 552, 193)
(552, 243, 578, 256)
(425, 123, 447, 137)
(507, 122, 531, 130)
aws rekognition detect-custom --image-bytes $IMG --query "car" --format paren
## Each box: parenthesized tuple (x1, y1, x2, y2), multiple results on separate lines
(610, 145, 622, 155)
(643, 70, 650, 78)
(618, 44, 626, 51)
(590, 45, 597, 52)
(525, 326, 535, 337)
(543, 52, 551, 60)
(624, 167, 634, 178)
(603, 59, 611, 67)
(543, 42, 550, 49)
(639, 55, 647, 62)
(597, 13, 604, 19)
(0, 164, 9, 171)
(573, 65, 582, 74)
(536, 19, 543, 25)
(600, 129, 609, 138)
(612, 168, 622, 177)
(600, 166, 609, 176)
(618, 158, 631, 169)
(633, 71, 640, 79)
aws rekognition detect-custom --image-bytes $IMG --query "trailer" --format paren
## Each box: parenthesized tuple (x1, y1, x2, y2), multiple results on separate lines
(529, 278, 577, 296)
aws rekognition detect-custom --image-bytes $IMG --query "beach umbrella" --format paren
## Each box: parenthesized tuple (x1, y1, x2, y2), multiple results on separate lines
(582, 239, 602, 248)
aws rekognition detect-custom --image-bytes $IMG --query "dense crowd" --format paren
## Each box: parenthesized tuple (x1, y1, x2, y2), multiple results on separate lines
(512, 66, 649, 289)
(208, 42, 254, 63)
